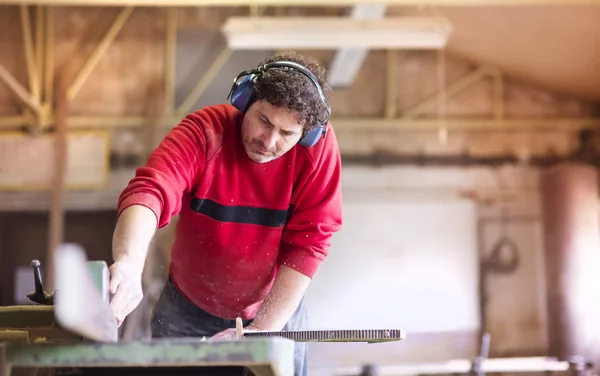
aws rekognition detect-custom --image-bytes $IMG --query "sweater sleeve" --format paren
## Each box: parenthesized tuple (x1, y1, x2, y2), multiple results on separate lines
(278, 126, 343, 278)
(117, 112, 209, 229)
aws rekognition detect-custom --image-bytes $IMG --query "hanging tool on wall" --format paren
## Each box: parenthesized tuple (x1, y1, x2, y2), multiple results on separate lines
(483, 170, 520, 274)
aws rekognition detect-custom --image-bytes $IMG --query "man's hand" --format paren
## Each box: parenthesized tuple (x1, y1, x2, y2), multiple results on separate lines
(108, 259, 144, 327)
(209, 266, 311, 341)
(210, 324, 260, 341)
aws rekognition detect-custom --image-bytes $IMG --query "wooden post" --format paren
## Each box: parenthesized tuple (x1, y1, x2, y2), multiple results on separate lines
(541, 163, 600, 367)
(0, 342, 12, 376)
(46, 68, 69, 292)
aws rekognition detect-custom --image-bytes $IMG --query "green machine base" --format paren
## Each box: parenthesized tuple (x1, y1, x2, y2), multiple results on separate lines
(0, 337, 295, 376)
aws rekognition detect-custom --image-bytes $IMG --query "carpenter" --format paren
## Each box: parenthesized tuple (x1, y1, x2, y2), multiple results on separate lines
(108, 51, 343, 376)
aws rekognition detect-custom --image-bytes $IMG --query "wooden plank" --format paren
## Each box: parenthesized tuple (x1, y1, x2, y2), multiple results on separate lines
(0, 330, 29, 342)
(67, 6, 134, 101)
(0, 306, 86, 343)
(0, 306, 56, 329)
(221, 17, 452, 50)
(0, 130, 110, 190)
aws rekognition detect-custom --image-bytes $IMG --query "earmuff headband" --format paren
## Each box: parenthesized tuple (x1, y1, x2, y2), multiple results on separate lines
(227, 61, 331, 148)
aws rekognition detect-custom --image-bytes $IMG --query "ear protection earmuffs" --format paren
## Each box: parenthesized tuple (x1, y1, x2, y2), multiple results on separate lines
(226, 61, 331, 148)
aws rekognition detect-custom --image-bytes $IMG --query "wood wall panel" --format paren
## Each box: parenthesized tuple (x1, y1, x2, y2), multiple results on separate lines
(0, 130, 109, 190)
(503, 76, 600, 118)
(53, 7, 166, 116)
(328, 50, 386, 117)
(0, 6, 27, 115)
(393, 50, 474, 115)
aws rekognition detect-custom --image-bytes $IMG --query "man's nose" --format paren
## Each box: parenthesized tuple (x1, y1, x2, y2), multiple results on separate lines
(263, 130, 278, 149)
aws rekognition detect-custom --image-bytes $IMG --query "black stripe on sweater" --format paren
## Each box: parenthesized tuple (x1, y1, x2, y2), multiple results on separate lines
(190, 197, 293, 227)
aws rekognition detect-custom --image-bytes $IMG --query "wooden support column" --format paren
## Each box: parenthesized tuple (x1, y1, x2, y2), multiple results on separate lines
(46, 68, 69, 292)
(541, 163, 600, 366)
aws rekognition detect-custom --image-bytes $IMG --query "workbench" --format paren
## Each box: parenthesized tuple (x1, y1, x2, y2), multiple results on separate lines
(0, 247, 404, 376)
(0, 336, 295, 376)
(0, 254, 296, 376)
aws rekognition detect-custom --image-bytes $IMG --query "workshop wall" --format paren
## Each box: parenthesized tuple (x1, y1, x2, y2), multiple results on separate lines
(304, 164, 545, 374)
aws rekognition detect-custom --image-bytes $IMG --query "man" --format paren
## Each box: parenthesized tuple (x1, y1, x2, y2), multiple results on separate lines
(107, 51, 343, 375)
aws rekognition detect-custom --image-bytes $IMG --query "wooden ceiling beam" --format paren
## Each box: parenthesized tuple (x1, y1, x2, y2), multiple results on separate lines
(0, 115, 592, 133)
(0, 0, 598, 7)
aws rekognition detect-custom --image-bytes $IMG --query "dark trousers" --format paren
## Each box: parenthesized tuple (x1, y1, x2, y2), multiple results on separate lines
(150, 277, 308, 376)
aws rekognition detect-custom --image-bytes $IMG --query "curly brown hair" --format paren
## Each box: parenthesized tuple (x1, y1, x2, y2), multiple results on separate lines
(252, 51, 332, 133)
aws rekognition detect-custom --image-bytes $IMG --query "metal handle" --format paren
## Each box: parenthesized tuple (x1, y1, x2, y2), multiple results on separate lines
(26, 259, 54, 305)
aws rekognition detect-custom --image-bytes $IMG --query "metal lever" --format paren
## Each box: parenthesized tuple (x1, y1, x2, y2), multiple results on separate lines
(26, 259, 55, 305)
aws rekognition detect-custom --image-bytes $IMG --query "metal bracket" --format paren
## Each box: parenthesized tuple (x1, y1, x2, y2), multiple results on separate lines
(470, 332, 491, 376)
(567, 356, 594, 376)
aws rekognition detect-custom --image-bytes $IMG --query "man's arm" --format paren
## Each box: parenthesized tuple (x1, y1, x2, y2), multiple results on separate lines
(247, 265, 311, 331)
(112, 205, 158, 275)
(108, 205, 158, 322)
(109, 111, 211, 325)
(252, 126, 343, 331)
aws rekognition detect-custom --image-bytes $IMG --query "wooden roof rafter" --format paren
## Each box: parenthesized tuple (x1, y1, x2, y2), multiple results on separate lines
(0, 3, 598, 136)
(0, 3, 235, 132)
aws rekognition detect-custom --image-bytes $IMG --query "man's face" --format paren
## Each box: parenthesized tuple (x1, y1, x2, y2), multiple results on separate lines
(241, 100, 304, 163)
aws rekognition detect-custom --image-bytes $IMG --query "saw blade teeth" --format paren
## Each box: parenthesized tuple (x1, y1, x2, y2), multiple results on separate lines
(244, 328, 404, 342)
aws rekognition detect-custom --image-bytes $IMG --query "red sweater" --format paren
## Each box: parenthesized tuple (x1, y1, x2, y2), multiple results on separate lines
(117, 104, 343, 320)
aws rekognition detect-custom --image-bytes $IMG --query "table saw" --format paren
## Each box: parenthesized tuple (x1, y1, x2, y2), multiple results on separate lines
(0, 244, 405, 376)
